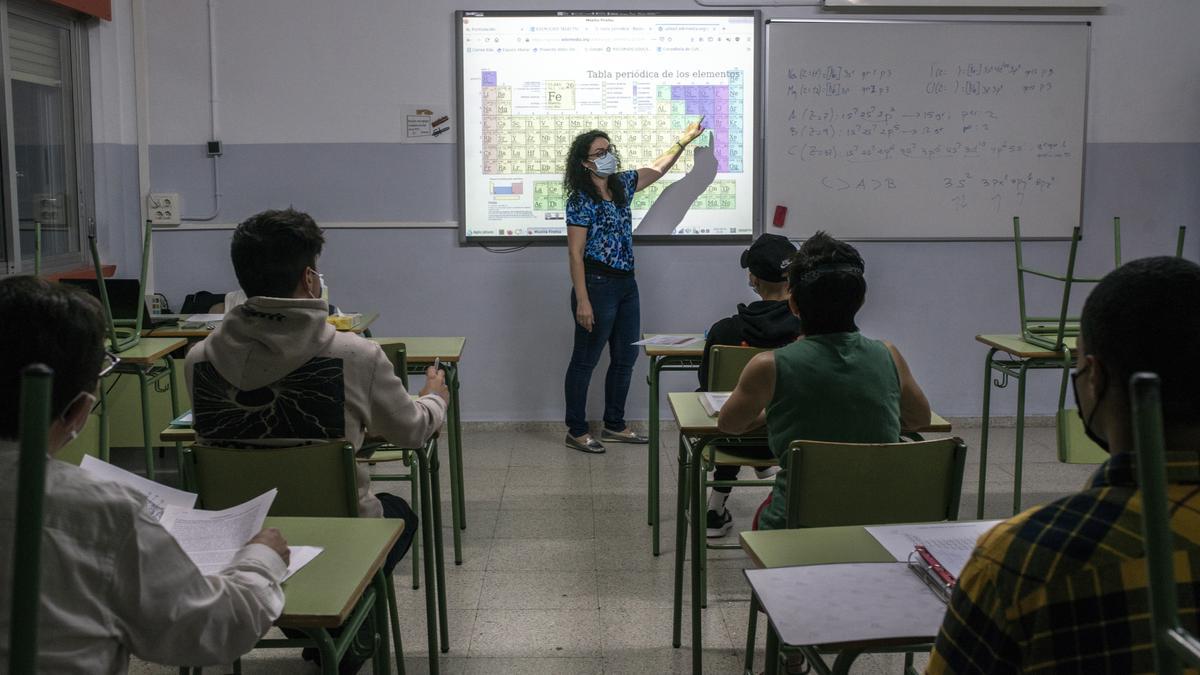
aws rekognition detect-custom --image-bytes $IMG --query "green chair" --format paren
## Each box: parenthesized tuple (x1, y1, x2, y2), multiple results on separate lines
(360, 343, 452, 655)
(180, 442, 419, 675)
(1133, 373, 1200, 675)
(746, 436, 968, 675)
(8, 364, 54, 674)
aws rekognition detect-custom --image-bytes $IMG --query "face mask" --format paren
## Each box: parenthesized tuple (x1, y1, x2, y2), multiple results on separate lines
(590, 152, 618, 178)
(60, 391, 98, 444)
(1071, 361, 1109, 451)
(309, 269, 328, 301)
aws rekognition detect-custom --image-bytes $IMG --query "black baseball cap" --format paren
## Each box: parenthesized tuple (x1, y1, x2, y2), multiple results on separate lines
(740, 233, 796, 282)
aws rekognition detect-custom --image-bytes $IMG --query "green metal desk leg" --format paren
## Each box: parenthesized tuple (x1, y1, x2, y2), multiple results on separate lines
(1012, 360, 1032, 515)
(166, 356, 182, 485)
(303, 628, 338, 675)
(764, 624, 780, 675)
(690, 435, 711, 675)
(671, 430, 689, 648)
(648, 355, 661, 552)
(427, 440, 450, 653)
(384, 574, 406, 675)
(412, 450, 441, 673)
(370, 571, 393, 675)
(744, 595, 760, 675)
(98, 377, 110, 463)
(136, 367, 155, 479)
(410, 459, 421, 590)
(977, 348, 998, 519)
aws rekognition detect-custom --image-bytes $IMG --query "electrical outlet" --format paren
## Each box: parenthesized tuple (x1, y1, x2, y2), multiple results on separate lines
(32, 193, 65, 226)
(148, 193, 181, 226)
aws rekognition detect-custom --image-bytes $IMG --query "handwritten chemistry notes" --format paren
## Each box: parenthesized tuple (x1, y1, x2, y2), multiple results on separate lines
(765, 21, 1090, 239)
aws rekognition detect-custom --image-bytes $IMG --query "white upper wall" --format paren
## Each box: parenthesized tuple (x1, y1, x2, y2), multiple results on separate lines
(140, 0, 1200, 146)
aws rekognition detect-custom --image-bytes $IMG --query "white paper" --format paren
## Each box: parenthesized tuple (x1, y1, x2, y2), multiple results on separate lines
(700, 392, 731, 417)
(183, 314, 224, 323)
(745, 563, 948, 647)
(171, 411, 193, 426)
(80, 456, 197, 521)
(866, 520, 1003, 578)
(284, 546, 324, 582)
(400, 103, 453, 144)
(160, 489, 276, 575)
(632, 334, 703, 346)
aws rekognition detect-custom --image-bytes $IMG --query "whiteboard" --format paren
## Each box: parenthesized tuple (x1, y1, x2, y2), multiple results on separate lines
(764, 20, 1090, 239)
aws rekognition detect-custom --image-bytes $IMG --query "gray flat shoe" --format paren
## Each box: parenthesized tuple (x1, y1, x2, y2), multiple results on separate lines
(601, 428, 649, 444)
(565, 434, 606, 454)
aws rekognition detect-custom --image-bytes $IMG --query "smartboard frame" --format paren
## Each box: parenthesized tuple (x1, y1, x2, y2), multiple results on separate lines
(457, 9, 761, 245)
(763, 18, 1091, 242)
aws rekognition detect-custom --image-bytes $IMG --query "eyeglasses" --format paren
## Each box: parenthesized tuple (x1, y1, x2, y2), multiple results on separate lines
(99, 350, 121, 378)
(587, 145, 615, 160)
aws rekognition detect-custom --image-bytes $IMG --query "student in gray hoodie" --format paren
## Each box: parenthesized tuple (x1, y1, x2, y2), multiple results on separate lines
(186, 208, 448, 576)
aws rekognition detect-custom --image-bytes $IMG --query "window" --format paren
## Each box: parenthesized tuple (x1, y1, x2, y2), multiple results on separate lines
(0, 0, 92, 274)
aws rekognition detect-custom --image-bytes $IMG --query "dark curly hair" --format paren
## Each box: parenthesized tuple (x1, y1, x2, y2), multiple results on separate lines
(562, 130, 627, 209)
(231, 208, 325, 298)
(787, 231, 867, 335)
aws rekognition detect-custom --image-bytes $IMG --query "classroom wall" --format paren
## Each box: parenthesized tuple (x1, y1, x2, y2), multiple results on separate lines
(89, 0, 1200, 421)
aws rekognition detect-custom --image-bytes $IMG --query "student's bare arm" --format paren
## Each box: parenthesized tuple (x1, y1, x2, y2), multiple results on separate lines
(717, 351, 776, 435)
(885, 341, 932, 432)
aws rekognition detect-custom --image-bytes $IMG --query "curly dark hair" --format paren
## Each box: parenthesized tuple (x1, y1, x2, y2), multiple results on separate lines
(787, 231, 867, 335)
(562, 130, 627, 209)
(231, 208, 325, 298)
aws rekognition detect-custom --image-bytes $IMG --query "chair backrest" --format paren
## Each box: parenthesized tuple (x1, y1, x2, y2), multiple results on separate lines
(377, 342, 409, 390)
(707, 345, 768, 391)
(9, 364, 54, 674)
(1132, 373, 1200, 674)
(182, 441, 359, 517)
(784, 437, 967, 529)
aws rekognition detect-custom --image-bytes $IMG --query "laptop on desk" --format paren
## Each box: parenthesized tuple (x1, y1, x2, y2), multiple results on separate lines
(61, 278, 178, 329)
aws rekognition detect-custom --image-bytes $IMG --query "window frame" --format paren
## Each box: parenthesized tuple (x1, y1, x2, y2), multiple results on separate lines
(0, 0, 94, 275)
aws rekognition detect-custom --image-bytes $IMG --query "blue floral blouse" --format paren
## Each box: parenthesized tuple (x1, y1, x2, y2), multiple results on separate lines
(566, 170, 638, 274)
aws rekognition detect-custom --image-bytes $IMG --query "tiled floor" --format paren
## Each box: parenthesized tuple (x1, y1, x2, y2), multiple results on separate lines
(128, 421, 1094, 674)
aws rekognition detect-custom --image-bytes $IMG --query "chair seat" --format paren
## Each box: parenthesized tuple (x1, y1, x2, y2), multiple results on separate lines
(703, 446, 779, 467)
(357, 449, 410, 464)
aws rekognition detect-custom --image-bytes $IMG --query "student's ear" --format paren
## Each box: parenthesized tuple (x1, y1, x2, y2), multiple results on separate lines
(787, 295, 800, 318)
(1083, 354, 1109, 403)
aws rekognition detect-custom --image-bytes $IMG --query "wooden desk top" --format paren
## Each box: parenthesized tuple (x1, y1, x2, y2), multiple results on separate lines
(370, 337, 466, 363)
(739, 526, 895, 569)
(146, 312, 379, 338)
(112, 337, 189, 365)
(265, 516, 402, 629)
(667, 392, 952, 436)
(641, 333, 705, 357)
(976, 334, 1077, 359)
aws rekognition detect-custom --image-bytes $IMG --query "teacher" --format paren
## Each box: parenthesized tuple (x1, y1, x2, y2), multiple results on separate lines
(562, 117, 706, 454)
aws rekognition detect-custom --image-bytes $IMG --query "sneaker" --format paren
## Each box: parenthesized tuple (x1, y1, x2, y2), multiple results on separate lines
(565, 434, 606, 454)
(754, 466, 780, 479)
(601, 427, 649, 444)
(706, 508, 733, 538)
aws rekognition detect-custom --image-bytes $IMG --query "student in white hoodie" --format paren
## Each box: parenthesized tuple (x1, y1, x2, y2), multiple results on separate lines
(0, 276, 290, 674)
(186, 208, 448, 577)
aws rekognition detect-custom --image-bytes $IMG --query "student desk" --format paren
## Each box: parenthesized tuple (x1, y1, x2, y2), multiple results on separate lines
(740, 526, 944, 675)
(144, 311, 379, 338)
(101, 337, 188, 480)
(975, 334, 1077, 518)
(256, 516, 401, 675)
(642, 333, 705, 556)
(371, 337, 468, 565)
(668, 392, 952, 675)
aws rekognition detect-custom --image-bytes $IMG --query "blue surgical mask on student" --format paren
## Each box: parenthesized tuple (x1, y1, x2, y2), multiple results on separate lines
(590, 152, 618, 178)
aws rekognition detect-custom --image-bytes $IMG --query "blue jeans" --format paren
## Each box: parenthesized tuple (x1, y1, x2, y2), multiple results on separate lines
(565, 273, 640, 438)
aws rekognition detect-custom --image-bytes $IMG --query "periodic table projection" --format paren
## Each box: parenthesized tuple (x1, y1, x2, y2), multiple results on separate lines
(458, 11, 759, 242)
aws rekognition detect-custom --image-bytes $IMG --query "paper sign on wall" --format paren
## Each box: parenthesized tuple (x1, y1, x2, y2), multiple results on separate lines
(402, 103, 453, 144)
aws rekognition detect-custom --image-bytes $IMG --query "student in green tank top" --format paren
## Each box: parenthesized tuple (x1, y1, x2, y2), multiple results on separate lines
(717, 231, 931, 531)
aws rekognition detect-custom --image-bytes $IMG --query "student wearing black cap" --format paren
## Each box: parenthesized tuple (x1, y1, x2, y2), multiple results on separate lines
(698, 233, 802, 537)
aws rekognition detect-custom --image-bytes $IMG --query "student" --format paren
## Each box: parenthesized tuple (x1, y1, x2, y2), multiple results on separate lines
(186, 208, 448, 575)
(0, 276, 289, 673)
(717, 231, 931, 532)
(928, 256, 1200, 674)
(700, 233, 800, 537)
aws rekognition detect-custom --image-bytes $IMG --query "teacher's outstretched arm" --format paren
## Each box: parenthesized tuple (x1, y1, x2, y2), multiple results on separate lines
(567, 226, 593, 332)
(636, 116, 707, 192)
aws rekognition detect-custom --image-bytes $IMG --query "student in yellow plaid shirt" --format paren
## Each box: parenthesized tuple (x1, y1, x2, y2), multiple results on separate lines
(928, 256, 1200, 674)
